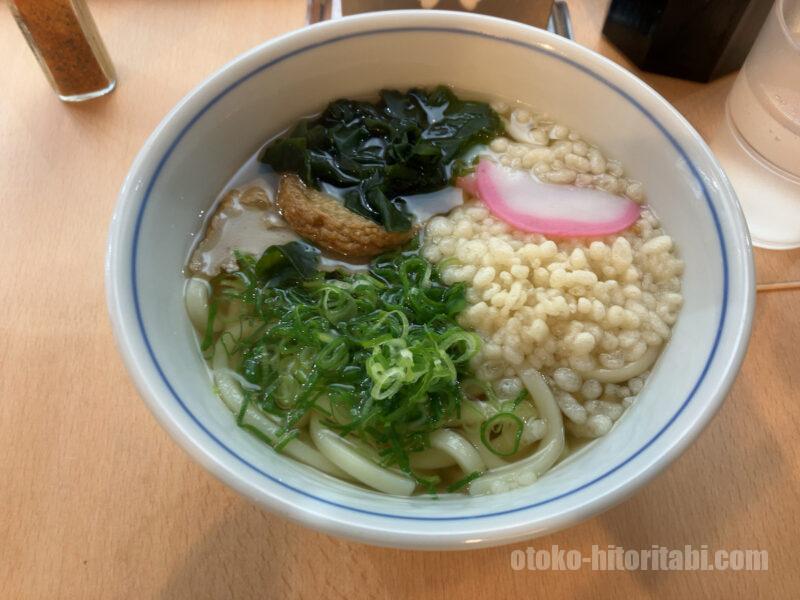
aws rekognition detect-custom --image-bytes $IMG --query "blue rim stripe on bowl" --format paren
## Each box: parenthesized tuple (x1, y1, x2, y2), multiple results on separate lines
(131, 26, 729, 521)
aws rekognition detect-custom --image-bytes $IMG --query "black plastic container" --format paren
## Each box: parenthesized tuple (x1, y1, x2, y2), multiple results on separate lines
(603, 0, 774, 82)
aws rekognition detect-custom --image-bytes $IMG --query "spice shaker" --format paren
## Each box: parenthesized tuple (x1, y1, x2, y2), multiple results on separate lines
(7, 0, 116, 102)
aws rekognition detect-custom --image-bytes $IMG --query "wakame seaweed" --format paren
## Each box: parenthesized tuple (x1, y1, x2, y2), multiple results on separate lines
(258, 86, 504, 232)
(206, 240, 483, 488)
(254, 240, 320, 286)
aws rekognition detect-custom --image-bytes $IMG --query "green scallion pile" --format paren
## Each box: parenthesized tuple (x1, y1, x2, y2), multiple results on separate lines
(204, 239, 485, 491)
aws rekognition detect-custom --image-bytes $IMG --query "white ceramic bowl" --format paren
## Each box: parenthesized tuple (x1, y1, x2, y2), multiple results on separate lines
(106, 10, 755, 550)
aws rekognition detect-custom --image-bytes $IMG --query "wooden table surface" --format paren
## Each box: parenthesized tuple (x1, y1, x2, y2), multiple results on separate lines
(2, 1, 798, 598)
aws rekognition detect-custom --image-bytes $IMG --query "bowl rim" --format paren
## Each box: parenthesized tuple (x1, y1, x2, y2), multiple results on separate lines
(106, 10, 755, 548)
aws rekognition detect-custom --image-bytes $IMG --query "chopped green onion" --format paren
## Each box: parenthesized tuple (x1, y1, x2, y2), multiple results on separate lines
(480, 412, 524, 457)
(204, 238, 489, 492)
(200, 300, 218, 351)
(446, 471, 482, 493)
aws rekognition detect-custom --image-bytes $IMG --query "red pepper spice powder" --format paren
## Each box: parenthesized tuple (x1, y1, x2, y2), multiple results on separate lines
(9, 0, 116, 99)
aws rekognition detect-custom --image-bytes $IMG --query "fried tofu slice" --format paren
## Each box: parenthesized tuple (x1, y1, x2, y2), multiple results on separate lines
(276, 174, 414, 258)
